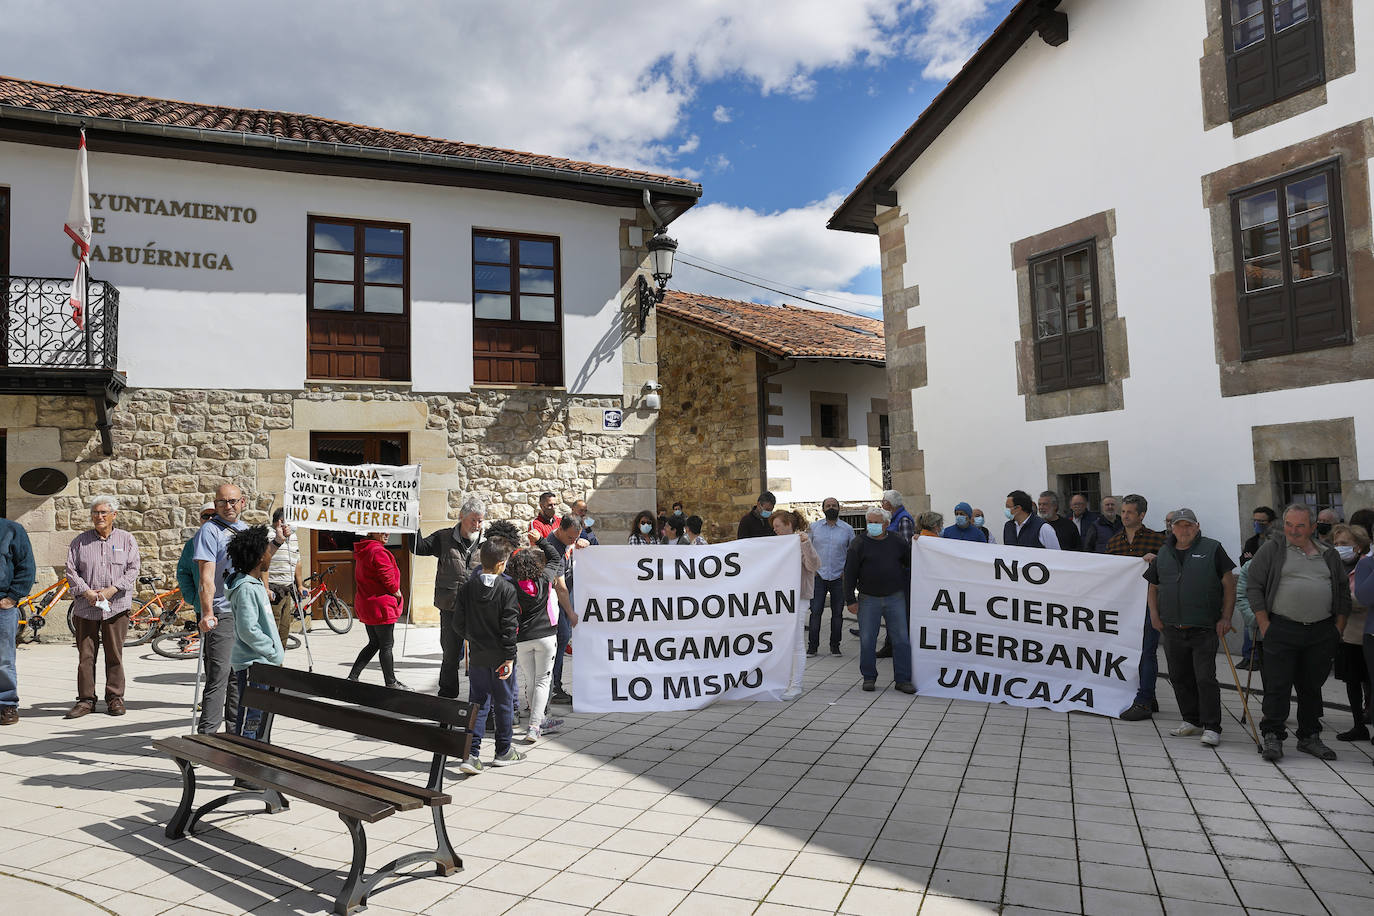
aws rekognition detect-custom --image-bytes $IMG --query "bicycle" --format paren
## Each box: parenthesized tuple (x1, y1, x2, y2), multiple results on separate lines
(123, 576, 190, 646)
(294, 564, 354, 634)
(15, 579, 73, 643)
(151, 618, 302, 660)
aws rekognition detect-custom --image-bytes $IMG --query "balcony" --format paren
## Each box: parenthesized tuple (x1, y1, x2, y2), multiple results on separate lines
(0, 275, 126, 454)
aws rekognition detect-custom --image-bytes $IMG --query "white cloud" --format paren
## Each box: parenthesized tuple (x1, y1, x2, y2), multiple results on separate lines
(712, 105, 733, 123)
(706, 153, 732, 173)
(0, 0, 1001, 173)
(668, 194, 880, 316)
(676, 134, 701, 154)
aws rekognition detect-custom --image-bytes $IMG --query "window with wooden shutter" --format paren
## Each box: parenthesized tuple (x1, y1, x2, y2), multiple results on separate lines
(1230, 161, 1349, 361)
(472, 231, 563, 386)
(306, 217, 410, 381)
(1222, 0, 1325, 119)
(1029, 241, 1104, 394)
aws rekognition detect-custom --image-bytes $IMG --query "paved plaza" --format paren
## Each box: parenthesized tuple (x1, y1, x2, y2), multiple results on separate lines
(0, 624, 1371, 916)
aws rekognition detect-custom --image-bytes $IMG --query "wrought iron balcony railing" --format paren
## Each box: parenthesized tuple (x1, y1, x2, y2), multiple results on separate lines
(1, 275, 119, 369)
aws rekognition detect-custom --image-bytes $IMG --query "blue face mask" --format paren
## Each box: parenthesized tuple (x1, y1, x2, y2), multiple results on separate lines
(1253, 521, 1267, 534)
(1004, 507, 1014, 520)
(639, 522, 653, 534)
(955, 515, 970, 528)
(973, 515, 985, 527)
(866, 522, 884, 537)
(759, 508, 772, 519)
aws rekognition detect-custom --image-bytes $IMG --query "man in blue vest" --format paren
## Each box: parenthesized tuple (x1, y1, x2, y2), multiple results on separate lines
(1144, 508, 1236, 748)
(1003, 490, 1060, 549)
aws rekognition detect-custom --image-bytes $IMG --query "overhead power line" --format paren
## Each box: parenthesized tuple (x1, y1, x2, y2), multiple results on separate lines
(673, 254, 882, 322)
(677, 251, 882, 311)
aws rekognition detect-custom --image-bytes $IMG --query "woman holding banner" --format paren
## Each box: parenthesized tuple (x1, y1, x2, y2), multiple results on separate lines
(348, 532, 408, 689)
(773, 510, 820, 700)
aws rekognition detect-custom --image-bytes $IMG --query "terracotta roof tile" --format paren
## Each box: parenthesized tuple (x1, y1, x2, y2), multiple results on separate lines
(659, 291, 884, 364)
(0, 75, 700, 192)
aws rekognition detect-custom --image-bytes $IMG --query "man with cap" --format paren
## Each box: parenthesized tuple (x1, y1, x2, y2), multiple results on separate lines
(1143, 508, 1237, 747)
(942, 502, 989, 542)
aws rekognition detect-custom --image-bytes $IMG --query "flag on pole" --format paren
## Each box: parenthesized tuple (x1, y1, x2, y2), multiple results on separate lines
(63, 130, 92, 331)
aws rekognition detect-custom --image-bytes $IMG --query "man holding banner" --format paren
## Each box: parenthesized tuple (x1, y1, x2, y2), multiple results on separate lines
(846, 507, 916, 694)
(413, 496, 486, 699)
(1144, 508, 1236, 747)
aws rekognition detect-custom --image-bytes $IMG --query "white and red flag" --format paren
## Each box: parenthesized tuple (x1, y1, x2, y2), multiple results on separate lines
(63, 129, 92, 330)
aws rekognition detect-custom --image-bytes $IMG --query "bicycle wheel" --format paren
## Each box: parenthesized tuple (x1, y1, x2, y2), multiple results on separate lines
(152, 630, 201, 660)
(66, 602, 77, 636)
(323, 594, 354, 634)
(284, 634, 302, 650)
(124, 604, 161, 647)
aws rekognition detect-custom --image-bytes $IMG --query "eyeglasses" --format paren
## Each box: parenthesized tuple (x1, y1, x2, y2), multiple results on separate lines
(91, 510, 114, 517)
(214, 498, 242, 506)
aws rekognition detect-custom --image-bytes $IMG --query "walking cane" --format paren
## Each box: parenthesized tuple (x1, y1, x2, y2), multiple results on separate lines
(1220, 625, 1261, 748)
(295, 585, 314, 672)
(190, 622, 206, 734)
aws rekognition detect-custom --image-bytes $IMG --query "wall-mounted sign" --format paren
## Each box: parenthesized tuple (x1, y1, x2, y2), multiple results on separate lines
(69, 191, 255, 272)
(19, 467, 70, 496)
(602, 409, 624, 431)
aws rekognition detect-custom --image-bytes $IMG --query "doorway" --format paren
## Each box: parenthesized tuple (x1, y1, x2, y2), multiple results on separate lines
(309, 432, 410, 615)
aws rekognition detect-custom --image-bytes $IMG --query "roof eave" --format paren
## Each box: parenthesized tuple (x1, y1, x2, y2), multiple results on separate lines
(0, 104, 702, 213)
(828, 0, 1064, 235)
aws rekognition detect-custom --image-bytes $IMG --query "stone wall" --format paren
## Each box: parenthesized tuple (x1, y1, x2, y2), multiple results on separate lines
(7, 384, 650, 622)
(656, 317, 763, 542)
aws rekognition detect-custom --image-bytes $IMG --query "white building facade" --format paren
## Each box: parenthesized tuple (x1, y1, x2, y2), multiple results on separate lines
(0, 77, 698, 618)
(831, 0, 1374, 557)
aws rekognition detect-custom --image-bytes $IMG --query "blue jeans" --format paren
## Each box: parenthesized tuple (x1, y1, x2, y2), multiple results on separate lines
(808, 575, 844, 653)
(232, 670, 269, 741)
(468, 666, 514, 757)
(1134, 608, 1159, 705)
(551, 608, 571, 691)
(0, 606, 17, 707)
(858, 593, 912, 683)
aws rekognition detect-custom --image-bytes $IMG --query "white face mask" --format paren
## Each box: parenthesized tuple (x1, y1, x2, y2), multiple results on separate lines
(1336, 545, 1356, 561)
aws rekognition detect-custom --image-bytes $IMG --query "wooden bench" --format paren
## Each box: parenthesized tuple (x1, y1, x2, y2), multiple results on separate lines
(153, 664, 478, 915)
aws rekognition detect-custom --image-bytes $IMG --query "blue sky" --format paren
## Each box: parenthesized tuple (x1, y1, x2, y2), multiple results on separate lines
(3, 0, 1017, 314)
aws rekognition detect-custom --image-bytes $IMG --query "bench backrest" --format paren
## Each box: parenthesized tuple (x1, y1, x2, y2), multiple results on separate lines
(244, 664, 477, 759)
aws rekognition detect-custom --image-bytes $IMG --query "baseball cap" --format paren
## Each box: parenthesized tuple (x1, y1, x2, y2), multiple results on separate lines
(1171, 508, 1198, 525)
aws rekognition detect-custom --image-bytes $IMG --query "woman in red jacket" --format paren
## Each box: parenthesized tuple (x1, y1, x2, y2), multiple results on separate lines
(348, 532, 408, 689)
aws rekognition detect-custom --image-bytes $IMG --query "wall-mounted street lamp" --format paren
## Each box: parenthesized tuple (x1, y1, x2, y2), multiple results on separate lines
(636, 228, 678, 334)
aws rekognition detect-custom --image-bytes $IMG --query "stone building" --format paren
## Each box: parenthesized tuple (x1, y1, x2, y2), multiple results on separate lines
(0, 76, 699, 620)
(829, 0, 1374, 558)
(656, 291, 887, 541)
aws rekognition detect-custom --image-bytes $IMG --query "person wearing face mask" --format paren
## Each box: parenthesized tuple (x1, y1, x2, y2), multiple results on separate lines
(808, 497, 854, 657)
(737, 491, 778, 540)
(569, 499, 599, 546)
(1330, 523, 1371, 742)
(972, 508, 997, 544)
(1003, 490, 1060, 549)
(1240, 506, 1277, 564)
(942, 502, 989, 542)
(1316, 507, 1341, 540)
(844, 506, 916, 694)
(628, 509, 663, 545)
(413, 495, 486, 699)
(531, 491, 560, 540)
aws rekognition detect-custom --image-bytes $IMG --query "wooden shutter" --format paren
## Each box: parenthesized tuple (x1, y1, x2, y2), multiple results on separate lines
(0, 187, 8, 278)
(1271, 15, 1324, 100)
(1227, 40, 1274, 118)
(1238, 286, 1293, 359)
(1291, 274, 1348, 352)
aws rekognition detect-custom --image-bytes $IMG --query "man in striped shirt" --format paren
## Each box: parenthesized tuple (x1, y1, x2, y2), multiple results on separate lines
(65, 495, 141, 718)
(1108, 494, 1168, 722)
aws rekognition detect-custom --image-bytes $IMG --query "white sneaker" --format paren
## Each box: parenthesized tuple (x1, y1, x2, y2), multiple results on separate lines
(1200, 730, 1220, 747)
(1171, 722, 1204, 737)
(522, 725, 541, 745)
(780, 688, 802, 700)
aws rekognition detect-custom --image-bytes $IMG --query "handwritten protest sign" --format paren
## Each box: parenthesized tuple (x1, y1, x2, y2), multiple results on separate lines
(572, 537, 802, 712)
(911, 538, 1145, 716)
(283, 456, 420, 535)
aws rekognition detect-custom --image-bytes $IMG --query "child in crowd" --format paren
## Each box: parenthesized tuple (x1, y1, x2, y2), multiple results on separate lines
(226, 525, 284, 741)
(454, 538, 523, 773)
(507, 547, 564, 744)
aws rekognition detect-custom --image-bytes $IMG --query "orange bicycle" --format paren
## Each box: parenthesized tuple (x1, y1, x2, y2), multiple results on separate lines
(125, 576, 188, 646)
(15, 579, 73, 643)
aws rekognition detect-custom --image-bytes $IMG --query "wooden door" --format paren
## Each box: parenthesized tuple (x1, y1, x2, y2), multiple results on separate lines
(309, 432, 410, 617)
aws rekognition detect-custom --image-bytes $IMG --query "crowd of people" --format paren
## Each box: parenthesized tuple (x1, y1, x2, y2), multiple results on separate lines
(0, 482, 1368, 777)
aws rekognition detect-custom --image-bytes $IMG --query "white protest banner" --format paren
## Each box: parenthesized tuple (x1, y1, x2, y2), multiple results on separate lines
(283, 455, 421, 535)
(572, 537, 802, 712)
(911, 538, 1145, 716)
